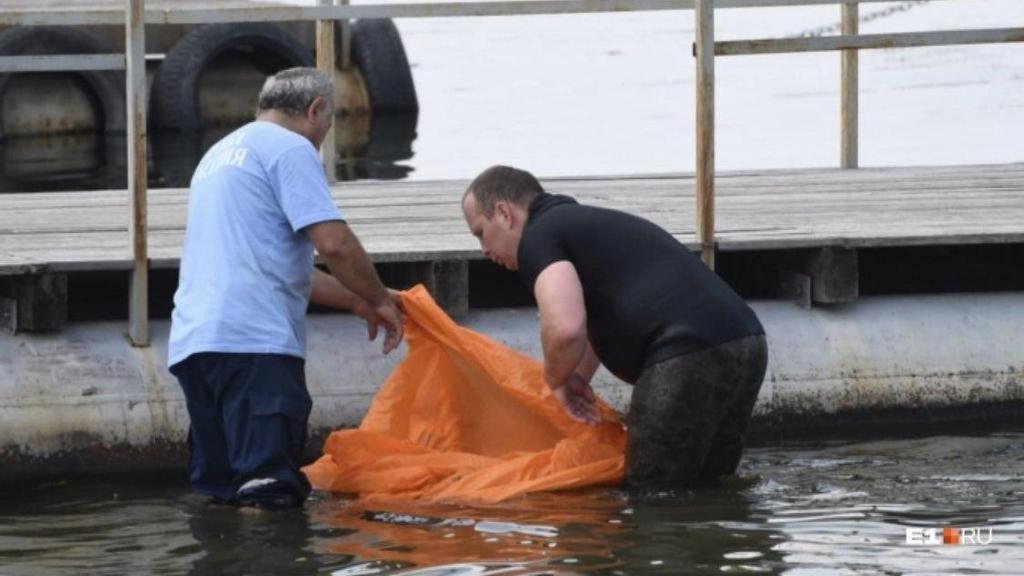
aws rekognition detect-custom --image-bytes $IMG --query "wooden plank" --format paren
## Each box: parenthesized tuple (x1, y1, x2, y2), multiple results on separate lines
(0, 0, 956, 27)
(2, 172, 1023, 226)
(3, 191, 1023, 233)
(338, 0, 352, 69)
(2, 164, 1024, 274)
(719, 0, 947, 6)
(126, 0, 149, 346)
(316, 0, 337, 184)
(840, 1, 857, 169)
(694, 0, 715, 269)
(2, 161, 1022, 207)
(0, 0, 297, 26)
(717, 27, 1024, 56)
(0, 54, 125, 73)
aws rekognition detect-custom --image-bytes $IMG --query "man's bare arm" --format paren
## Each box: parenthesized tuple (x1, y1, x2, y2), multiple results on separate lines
(534, 260, 600, 425)
(305, 220, 403, 354)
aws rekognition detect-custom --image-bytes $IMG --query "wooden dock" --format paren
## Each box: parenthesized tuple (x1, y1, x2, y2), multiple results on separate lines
(1, 162, 1022, 276)
(3, 0, 1020, 342)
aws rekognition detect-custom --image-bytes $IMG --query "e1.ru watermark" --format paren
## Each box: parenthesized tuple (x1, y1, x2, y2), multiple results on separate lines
(905, 527, 994, 546)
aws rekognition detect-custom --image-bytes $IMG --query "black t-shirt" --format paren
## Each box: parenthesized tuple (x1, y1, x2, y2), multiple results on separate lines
(517, 193, 764, 384)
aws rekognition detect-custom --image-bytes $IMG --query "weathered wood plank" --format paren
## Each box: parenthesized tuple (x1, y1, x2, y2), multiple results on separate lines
(0, 0, 959, 27)
(695, 0, 715, 268)
(840, 1, 857, 169)
(126, 0, 149, 346)
(316, 0, 337, 184)
(1, 164, 1023, 274)
(0, 54, 125, 73)
(717, 28, 1024, 56)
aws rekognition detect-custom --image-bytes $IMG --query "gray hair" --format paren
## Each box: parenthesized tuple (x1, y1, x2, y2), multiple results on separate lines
(257, 67, 334, 117)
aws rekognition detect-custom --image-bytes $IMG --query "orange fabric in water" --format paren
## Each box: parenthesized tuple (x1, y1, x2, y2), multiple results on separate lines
(303, 285, 626, 504)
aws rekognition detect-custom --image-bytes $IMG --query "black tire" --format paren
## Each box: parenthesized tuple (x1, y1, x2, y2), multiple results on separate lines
(151, 23, 313, 131)
(150, 130, 205, 188)
(0, 26, 126, 141)
(345, 19, 418, 115)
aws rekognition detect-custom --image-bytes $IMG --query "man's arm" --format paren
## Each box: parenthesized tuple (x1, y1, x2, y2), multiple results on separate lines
(574, 340, 602, 383)
(534, 261, 601, 425)
(305, 220, 403, 354)
(310, 267, 370, 314)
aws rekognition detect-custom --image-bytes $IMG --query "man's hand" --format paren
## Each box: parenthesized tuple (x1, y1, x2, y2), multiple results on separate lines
(305, 222, 405, 354)
(373, 292, 404, 355)
(310, 269, 404, 354)
(387, 288, 406, 312)
(357, 292, 404, 355)
(551, 372, 601, 426)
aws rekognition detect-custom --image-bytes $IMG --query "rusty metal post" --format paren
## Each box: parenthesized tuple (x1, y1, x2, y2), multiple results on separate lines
(126, 0, 149, 346)
(841, 1, 859, 169)
(695, 0, 715, 269)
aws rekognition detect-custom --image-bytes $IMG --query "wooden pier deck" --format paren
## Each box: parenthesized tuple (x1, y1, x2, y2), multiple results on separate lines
(1, 162, 1023, 276)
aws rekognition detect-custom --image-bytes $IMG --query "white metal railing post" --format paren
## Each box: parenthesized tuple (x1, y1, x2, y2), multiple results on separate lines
(841, 1, 859, 168)
(126, 0, 149, 346)
(695, 0, 715, 269)
(317, 0, 338, 183)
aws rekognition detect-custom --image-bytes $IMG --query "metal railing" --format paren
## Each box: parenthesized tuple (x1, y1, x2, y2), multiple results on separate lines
(1, 0, 1021, 343)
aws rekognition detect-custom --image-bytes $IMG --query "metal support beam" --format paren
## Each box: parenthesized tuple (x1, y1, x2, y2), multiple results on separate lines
(127, 0, 149, 346)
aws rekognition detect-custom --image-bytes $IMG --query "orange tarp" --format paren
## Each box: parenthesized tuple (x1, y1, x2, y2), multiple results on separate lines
(304, 285, 626, 504)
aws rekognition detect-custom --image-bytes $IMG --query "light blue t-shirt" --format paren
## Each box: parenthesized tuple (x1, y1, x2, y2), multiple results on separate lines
(168, 121, 343, 367)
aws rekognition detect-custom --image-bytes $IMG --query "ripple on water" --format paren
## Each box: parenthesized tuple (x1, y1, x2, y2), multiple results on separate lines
(2, 434, 1024, 574)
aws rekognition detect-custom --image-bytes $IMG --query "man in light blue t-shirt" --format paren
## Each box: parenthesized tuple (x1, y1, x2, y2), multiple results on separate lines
(168, 67, 403, 510)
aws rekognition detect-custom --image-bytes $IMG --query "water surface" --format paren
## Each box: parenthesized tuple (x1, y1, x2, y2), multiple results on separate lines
(1, 0, 1022, 192)
(3, 432, 1022, 575)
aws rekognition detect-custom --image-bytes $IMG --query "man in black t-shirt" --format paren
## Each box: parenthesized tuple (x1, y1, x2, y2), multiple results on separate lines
(461, 165, 768, 492)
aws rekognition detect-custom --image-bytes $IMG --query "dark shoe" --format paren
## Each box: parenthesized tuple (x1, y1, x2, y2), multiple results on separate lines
(234, 478, 302, 510)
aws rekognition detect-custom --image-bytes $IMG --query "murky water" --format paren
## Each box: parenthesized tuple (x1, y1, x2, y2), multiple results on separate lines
(1, 2, 1022, 574)
(3, 432, 1022, 575)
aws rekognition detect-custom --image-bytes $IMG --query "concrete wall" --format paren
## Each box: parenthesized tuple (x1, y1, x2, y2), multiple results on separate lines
(2, 292, 1023, 478)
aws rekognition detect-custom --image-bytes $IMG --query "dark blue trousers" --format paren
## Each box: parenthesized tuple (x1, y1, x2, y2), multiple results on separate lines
(170, 352, 312, 503)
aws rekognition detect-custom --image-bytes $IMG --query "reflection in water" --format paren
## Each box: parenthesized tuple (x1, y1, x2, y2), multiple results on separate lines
(345, 114, 418, 181)
(1, 434, 1023, 575)
(314, 491, 626, 572)
(617, 485, 784, 574)
(184, 500, 320, 576)
(0, 132, 126, 193)
(321, 486, 786, 575)
(0, 112, 417, 193)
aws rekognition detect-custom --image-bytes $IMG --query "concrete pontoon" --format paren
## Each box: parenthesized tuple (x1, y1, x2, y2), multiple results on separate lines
(2, 165, 1024, 478)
